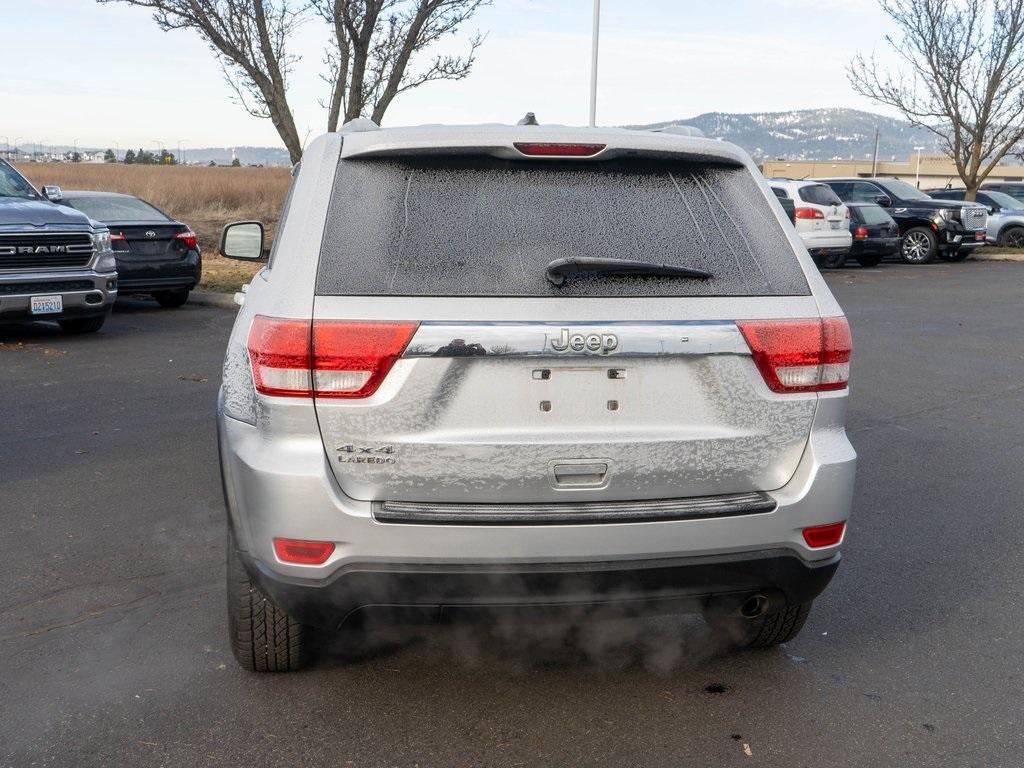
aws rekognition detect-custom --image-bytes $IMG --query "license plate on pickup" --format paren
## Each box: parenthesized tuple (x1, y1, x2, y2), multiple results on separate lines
(30, 295, 63, 315)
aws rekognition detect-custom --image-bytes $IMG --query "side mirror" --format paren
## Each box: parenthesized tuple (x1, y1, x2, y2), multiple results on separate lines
(219, 221, 267, 261)
(41, 185, 63, 202)
(873, 195, 892, 207)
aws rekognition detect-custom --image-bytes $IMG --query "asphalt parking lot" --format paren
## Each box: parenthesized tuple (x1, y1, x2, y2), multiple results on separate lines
(3, 262, 1023, 767)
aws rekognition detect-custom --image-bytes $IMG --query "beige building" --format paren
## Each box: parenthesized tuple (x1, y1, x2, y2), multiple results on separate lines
(760, 153, 1024, 190)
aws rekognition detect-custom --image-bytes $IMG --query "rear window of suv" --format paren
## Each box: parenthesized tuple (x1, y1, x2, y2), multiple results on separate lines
(316, 155, 809, 297)
(797, 184, 843, 206)
(853, 204, 893, 225)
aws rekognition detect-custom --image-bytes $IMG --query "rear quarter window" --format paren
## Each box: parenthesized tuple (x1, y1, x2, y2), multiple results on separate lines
(797, 184, 843, 206)
(315, 155, 810, 297)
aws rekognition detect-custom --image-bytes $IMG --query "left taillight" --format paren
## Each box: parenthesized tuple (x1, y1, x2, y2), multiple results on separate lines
(736, 317, 852, 393)
(175, 230, 198, 249)
(246, 315, 418, 399)
(110, 232, 129, 252)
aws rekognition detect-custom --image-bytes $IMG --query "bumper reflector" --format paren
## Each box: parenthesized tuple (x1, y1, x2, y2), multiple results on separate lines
(273, 538, 335, 565)
(802, 521, 846, 548)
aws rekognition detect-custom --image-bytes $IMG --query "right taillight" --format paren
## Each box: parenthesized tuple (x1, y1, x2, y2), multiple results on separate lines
(794, 207, 825, 220)
(246, 315, 418, 399)
(736, 317, 851, 393)
(853, 226, 869, 239)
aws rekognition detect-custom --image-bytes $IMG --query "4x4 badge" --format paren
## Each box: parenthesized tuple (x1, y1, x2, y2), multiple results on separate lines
(550, 328, 619, 354)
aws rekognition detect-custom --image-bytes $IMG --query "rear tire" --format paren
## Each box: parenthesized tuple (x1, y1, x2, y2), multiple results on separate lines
(901, 227, 937, 264)
(227, 532, 311, 672)
(58, 315, 106, 334)
(154, 288, 189, 308)
(820, 251, 848, 269)
(998, 225, 1024, 248)
(855, 253, 883, 267)
(705, 601, 813, 649)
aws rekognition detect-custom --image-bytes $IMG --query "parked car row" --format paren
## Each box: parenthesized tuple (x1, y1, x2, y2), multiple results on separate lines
(769, 175, 991, 268)
(0, 159, 200, 333)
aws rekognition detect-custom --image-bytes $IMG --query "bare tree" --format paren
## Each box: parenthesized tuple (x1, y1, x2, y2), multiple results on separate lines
(848, 0, 1024, 199)
(99, 1, 307, 162)
(102, 0, 488, 162)
(314, 0, 488, 130)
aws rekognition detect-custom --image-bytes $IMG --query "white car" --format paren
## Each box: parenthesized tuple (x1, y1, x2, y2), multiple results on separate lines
(769, 179, 853, 268)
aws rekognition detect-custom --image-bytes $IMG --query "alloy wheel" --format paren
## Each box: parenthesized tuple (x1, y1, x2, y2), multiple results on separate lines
(903, 232, 931, 262)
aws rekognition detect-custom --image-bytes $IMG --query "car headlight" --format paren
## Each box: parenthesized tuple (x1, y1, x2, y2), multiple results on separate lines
(94, 251, 117, 273)
(934, 208, 956, 223)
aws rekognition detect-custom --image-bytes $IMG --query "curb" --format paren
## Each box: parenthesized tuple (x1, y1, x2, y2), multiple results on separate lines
(189, 291, 239, 309)
(973, 252, 1024, 262)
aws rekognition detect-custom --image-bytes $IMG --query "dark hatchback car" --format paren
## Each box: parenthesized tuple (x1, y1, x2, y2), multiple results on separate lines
(846, 203, 900, 266)
(59, 192, 200, 307)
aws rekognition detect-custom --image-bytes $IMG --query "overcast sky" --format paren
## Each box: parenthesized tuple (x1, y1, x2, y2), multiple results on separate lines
(5, 0, 901, 151)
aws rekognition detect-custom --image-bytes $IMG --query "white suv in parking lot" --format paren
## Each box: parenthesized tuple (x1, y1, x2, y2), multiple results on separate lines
(769, 179, 852, 268)
(217, 121, 856, 672)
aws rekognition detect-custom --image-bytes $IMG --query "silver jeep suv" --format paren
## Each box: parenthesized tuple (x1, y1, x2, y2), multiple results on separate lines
(217, 120, 856, 672)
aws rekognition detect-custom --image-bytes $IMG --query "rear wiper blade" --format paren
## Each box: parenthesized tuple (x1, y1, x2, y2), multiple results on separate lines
(545, 257, 712, 287)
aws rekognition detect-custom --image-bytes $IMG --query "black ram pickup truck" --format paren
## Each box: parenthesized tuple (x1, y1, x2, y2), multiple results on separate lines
(0, 160, 117, 333)
(819, 177, 987, 264)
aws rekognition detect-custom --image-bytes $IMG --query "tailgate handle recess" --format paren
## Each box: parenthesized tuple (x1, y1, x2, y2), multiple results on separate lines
(552, 462, 609, 488)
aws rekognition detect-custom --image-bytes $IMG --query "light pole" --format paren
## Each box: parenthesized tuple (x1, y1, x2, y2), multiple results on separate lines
(14, 137, 23, 160)
(914, 146, 925, 188)
(588, 0, 600, 127)
(177, 140, 187, 165)
(73, 138, 79, 161)
(114, 141, 120, 162)
(152, 139, 163, 164)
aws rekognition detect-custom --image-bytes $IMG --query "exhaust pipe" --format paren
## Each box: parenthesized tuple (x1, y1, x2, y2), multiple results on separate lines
(739, 594, 769, 619)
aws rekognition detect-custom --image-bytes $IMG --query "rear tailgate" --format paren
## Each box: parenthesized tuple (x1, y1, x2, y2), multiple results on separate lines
(307, 151, 820, 505)
(309, 310, 819, 503)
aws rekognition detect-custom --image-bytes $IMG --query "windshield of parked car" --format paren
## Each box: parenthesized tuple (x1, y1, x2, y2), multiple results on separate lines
(0, 162, 39, 199)
(988, 186, 1024, 203)
(878, 178, 932, 201)
(317, 155, 810, 297)
(63, 195, 170, 222)
(983, 191, 1023, 210)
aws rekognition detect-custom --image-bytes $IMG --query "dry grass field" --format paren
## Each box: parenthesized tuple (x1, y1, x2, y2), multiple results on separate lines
(16, 162, 292, 292)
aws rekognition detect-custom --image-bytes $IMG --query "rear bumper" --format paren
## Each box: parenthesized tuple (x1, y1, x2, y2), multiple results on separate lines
(116, 251, 200, 293)
(850, 237, 900, 256)
(238, 545, 840, 629)
(218, 389, 856, 620)
(801, 231, 852, 253)
(0, 270, 117, 321)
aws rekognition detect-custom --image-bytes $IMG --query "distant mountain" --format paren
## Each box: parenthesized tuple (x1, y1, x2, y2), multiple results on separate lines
(15, 109, 975, 166)
(630, 108, 944, 162)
